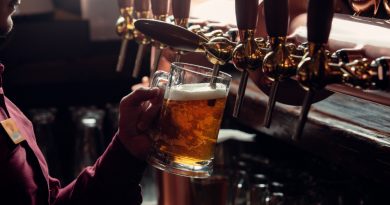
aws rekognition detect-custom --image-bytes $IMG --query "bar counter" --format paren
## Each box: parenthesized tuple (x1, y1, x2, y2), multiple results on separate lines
(226, 77, 390, 185)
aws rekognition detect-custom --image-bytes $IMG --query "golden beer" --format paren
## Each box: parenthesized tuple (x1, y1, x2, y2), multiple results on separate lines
(152, 83, 228, 169)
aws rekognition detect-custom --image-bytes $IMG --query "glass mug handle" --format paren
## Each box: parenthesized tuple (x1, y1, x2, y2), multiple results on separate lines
(150, 70, 169, 90)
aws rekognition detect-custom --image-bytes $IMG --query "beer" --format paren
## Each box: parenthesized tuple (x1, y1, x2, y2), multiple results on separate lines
(153, 83, 228, 168)
(148, 62, 232, 177)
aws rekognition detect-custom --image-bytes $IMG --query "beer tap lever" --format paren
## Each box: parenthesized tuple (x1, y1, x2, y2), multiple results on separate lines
(232, 0, 264, 118)
(132, 0, 151, 78)
(293, 0, 334, 140)
(116, 0, 135, 72)
(134, 19, 235, 88)
(262, 0, 296, 128)
(134, 19, 208, 52)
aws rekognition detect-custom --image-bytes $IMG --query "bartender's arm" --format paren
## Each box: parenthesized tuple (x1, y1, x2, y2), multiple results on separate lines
(53, 87, 162, 205)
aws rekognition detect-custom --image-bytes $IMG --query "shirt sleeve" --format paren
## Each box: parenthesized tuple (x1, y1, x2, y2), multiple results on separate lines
(52, 134, 147, 205)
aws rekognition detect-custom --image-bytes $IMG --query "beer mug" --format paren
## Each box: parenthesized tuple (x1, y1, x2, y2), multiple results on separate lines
(149, 62, 232, 178)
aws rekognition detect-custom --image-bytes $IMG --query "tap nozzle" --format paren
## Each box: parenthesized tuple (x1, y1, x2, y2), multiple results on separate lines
(232, 29, 265, 118)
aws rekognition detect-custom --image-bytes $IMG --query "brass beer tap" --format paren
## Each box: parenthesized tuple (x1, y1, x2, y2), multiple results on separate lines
(132, 0, 151, 78)
(150, 0, 169, 76)
(115, 0, 135, 72)
(134, 19, 236, 86)
(294, 0, 336, 140)
(331, 48, 366, 64)
(331, 57, 390, 90)
(262, 0, 297, 128)
(231, 0, 266, 118)
(204, 36, 236, 88)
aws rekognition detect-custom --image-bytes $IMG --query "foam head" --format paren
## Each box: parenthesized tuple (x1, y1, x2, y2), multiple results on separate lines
(165, 83, 228, 101)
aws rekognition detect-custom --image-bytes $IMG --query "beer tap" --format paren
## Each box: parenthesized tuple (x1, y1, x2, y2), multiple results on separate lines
(115, 0, 135, 72)
(172, 0, 191, 62)
(231, 0, 265, 118)
(134, 19, 236, 84)
(262, 0, 297, 128)
(205, 36, 236, 88)
(188, 26, 228, 46)
(132, 0, 151, 78)
(293, 0, 336, 140)
(331, 48, 366, 64)
(186, 22, 235, 88)
(150, 0, 169, 76)
(332, 57, 390, 90)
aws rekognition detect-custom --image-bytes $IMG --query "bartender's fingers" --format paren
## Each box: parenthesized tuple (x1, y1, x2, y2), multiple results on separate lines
(120, 87, 160, 108)
(137, 89, 163, 131)
(131, 76, 150, 91)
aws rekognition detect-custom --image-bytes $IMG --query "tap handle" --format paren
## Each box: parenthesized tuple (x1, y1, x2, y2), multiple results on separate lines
(172, 0, 191, 19)
(307, 0, 334, 44)
(135, 0, 150, 13)
(117, 0, 133, 8)
(235, 0, 259, 30)
(264, 0, 288, 37)
(151, 0, 168, 16)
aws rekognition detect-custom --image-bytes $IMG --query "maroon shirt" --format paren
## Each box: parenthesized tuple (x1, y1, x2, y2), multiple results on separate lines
(0, 65, 147, 205)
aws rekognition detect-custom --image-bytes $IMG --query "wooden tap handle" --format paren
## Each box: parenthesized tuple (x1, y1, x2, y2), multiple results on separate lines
(134, 19, 207, 52)
(264, 0, 288, 37)
(135, 0, 150, 12)
(151, 0, 169, 16)
(307, 0, 334, 44)
(172, 0, 191, 18)
(235, 0, 259, 30)
(117, 0, 133, 8)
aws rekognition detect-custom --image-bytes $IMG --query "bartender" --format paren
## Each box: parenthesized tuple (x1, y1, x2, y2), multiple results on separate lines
(0, 0, 163, 204)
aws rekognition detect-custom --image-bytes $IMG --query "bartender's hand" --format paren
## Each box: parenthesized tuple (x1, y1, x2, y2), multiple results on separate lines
(117, 87, 163, 160)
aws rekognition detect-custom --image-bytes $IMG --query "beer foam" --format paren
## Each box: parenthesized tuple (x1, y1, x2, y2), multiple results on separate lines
(166, 83, 228, 101)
